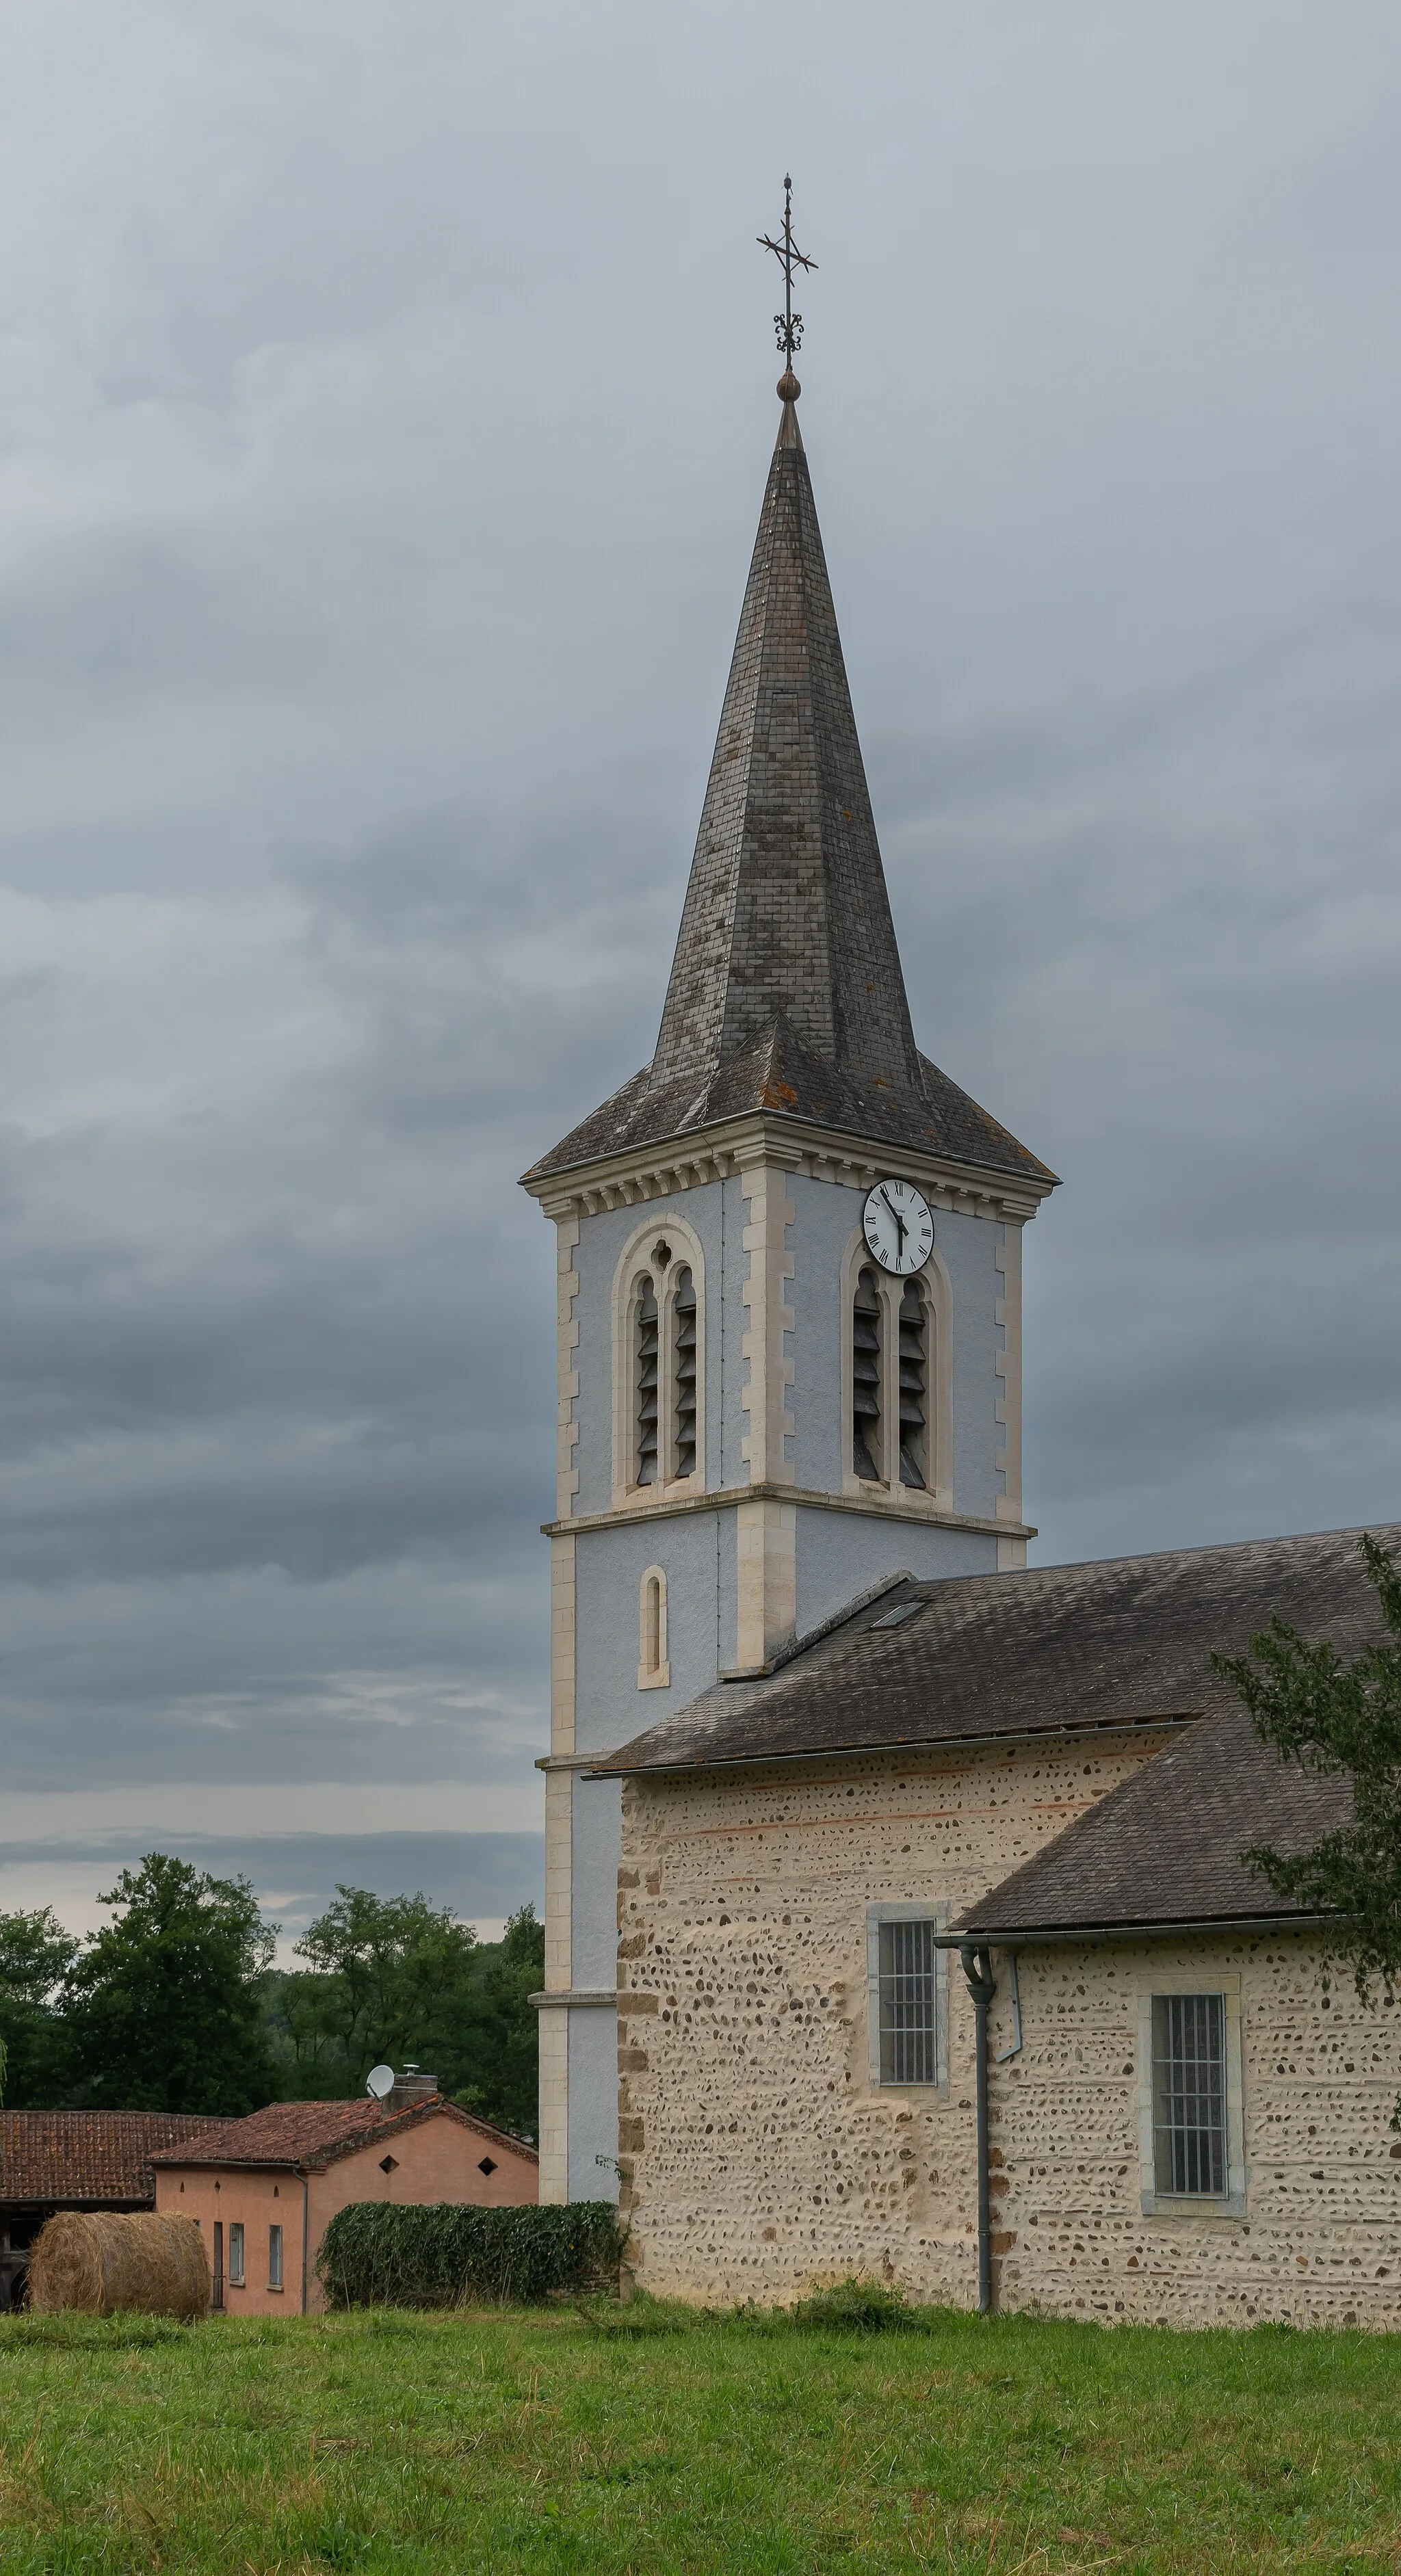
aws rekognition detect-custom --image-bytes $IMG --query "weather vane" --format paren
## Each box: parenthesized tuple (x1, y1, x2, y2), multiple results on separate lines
(758, 175, 816, 389)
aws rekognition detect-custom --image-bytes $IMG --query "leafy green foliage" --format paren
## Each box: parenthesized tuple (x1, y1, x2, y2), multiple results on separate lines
(0, 1908, 79, 2108)
(316, 2198, 627, 2307)
(0, 1862, 544, 2131)
(264, 1892, 544, 2135)
(789, 2276, 913, 2332)
(62, 1854, 276, 2114)
(1213, 1533, 1401, 2006)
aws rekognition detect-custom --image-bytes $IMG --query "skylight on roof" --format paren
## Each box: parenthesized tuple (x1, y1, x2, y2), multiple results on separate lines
(869, 1601, 923, 1630)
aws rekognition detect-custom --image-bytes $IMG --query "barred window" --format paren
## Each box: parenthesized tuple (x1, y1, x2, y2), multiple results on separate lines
(634, 1277, 659, 1485)
(866, 1905, 946, 2088)
(1152, 1993, 1227, 2196)
(897, 1278, 928, 1488)
(879, 1919, 939, 2082)
(852, 1266, 882, 1480)
(672, 1266, 698, 1477)
(228, 2221, 245, 2286)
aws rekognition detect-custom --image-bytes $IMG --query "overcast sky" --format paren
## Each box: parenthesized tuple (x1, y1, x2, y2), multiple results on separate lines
(3, 1, 1400, 1949)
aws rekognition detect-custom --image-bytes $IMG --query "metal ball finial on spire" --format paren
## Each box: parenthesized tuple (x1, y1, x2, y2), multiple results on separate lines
(758, 174, 816, 399)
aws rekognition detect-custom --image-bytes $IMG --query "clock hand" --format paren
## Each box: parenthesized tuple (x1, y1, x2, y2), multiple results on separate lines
(878, 1187, 907, 1252)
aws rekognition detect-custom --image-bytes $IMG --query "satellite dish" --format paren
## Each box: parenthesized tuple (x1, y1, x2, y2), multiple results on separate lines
(365, 2064, 394, 2101)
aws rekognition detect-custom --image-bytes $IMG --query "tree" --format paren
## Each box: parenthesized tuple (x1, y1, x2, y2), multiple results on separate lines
(62, 1854, 276, 2114)
(270, 1886, 482, 2094)
(1214, 1532, 1401, 2021)
(263, 1889, 545, 2138)
(0, 1907, 79, 2107)
(451, 1904, 545, 2139)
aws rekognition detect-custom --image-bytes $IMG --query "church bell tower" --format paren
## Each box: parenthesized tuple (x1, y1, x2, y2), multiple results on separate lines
(521, 201, 1056, 2200)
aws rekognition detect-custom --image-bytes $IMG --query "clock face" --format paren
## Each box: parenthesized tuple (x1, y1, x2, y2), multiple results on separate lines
(862, 1178, 934, 1276)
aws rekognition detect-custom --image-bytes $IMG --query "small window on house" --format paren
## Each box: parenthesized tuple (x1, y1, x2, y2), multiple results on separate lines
(852, 1267, 882, 1480)
(268, 2224, 283, 2290)
(379, 2155, 398, 2174)
(227, 2222, 245, 2286)
(1151, 1995, 1227, 2196)
(478, 2157, 497, 2176)
(897, 1278, 928, 1488)
(672, 1267, 698, 1476)
(635, 1278, 659, 1484)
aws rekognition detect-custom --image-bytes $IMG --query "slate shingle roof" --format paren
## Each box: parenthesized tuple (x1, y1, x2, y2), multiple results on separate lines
(527, 1025, 1053, 1186)
(596, 1523, 1400, 1777)
(526, 397, 1050, 1189)
(148, 2097, 536, 2170)
(952, 1705, 1352, 1938)
(0, 2112, 223, 2207)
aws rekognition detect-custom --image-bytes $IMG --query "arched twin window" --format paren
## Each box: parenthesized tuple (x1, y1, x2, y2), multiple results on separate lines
(848, 1253, 947, 1498)
(614, 1226, 706, 1499)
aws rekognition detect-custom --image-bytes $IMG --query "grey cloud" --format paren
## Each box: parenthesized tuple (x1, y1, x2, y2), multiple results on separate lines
(1, 0, 1399, 1928)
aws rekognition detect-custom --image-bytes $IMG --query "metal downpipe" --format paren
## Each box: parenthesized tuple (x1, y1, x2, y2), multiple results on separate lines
(960, 1943, 997, 2315)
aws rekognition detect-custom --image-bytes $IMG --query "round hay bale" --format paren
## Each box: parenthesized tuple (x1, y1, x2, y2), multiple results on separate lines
(28, 2211, 210, 2321)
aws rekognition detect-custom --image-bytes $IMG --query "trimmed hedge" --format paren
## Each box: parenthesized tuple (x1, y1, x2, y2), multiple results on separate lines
(316, 2200, 627, 2309)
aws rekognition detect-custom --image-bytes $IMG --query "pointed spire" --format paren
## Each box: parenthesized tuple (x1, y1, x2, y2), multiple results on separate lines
(525, 382, 1054, 1194)
(649, 384, 924, 1105)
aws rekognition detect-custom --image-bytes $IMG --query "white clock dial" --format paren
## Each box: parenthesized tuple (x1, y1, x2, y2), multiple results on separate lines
(862, 1178, 934, 1276)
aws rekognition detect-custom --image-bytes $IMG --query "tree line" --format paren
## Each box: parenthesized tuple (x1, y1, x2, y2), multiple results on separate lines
(0, 1854, 544, 2139)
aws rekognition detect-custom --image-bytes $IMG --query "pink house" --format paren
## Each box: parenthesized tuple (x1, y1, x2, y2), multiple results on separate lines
(151, 2079, 537, 2315)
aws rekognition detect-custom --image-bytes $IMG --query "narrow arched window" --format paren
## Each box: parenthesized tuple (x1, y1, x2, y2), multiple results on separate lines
(642, 1574, 662, 1672)
(638, 1565, 669, 1687)
(852, 1265, 882, 1481)
(672, 1266, 697, 1477)
(898, 1278, 929, 1488)
(636, 1278, 659, 1484)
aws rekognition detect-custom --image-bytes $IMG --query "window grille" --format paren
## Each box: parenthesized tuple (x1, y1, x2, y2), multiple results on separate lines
(898, 1278, 928, 1488)
(852, 1267, 882, 1480)
(635, 1278, 659, 1484)
(228, 2222, 245, 2285)
(1151, 1993, 1227, 2196)
(672, 1266, 698, 1476)
(878, 1917, 939, 2084)
(268, 2224, 283, 2290)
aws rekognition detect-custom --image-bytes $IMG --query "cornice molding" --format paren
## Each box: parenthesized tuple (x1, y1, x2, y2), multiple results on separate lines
(522, 1109, 1053, 1226)
(542, 1480, 1034, 1544)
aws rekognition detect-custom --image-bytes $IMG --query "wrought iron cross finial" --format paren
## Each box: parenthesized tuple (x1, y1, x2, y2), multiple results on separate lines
(758, 174, 816, 374)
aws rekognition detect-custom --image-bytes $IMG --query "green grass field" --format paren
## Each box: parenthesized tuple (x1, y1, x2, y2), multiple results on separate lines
(1, 2299, 1399, 2573)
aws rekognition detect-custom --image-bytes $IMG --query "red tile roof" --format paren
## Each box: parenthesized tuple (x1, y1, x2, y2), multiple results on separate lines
(150, 2096, 538, 2172)
(0, 2112, 224, 2208)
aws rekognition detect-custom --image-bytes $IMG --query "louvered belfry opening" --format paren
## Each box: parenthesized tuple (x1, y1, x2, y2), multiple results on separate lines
(672, 1267, 698, 1477)
(852, 1266, 882, 1480)
(635, 1278, 659, 1484)
(898, 1278, 928, 1489)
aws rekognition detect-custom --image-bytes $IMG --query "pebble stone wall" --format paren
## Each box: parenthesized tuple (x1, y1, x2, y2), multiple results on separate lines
(616, 1731, 1173, 2309)
(617, 1744, 1401, 2326)
(994, 1935, 1400, 2330)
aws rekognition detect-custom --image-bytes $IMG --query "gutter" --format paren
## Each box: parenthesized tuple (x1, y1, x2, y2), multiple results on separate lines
(958, 1945, 996, 2315)
(937, 1912, 1338, 1950)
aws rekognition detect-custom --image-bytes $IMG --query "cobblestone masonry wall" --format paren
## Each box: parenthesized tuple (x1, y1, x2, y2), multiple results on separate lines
(993, 1935, 1401, 2331)
(616, 1734, 1175, 2309)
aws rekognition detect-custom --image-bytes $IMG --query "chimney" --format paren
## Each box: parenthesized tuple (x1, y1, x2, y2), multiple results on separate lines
(387, 2064, 438, 2116)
